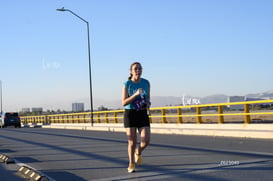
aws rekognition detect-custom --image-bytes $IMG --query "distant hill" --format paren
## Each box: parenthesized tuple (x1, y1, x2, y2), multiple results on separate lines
(16, 89, 273, 112)
(200, 94, 228, 104)
(150, 94, 228, 107)
(92, 89, 273, 109)
(246, 90, 273, 98)
(150, 96, 183, 107)
(140, 90, 273, 108)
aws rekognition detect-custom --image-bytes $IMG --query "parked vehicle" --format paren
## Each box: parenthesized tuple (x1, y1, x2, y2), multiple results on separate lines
(0, 112, 21, 128)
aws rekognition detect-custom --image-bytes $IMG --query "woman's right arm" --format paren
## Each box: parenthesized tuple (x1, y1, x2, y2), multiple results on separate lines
(122, 85, 141, 106)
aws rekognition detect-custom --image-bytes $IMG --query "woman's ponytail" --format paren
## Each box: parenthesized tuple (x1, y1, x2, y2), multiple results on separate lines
(128, 73, 132, 80)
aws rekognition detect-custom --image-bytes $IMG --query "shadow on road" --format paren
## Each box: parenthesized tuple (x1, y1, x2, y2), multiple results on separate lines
(1, 129, 273, 181)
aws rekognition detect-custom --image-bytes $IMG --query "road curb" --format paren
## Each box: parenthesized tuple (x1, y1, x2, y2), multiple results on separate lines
(0, 153, 15, 164)
(17, 165, 49, 181)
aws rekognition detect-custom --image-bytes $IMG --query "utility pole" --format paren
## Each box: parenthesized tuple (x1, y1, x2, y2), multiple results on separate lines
(0, 80, 2, 115)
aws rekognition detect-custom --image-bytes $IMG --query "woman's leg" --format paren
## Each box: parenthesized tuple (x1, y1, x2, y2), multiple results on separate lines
(126, 127, 137, 164)
(136, 126, 150, 155)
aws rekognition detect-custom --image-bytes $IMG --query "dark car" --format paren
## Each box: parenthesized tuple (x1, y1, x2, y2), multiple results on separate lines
(0, 112, 21, 128)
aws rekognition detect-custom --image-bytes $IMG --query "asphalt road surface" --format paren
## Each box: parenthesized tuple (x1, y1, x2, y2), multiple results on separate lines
(0, 127, 273, 181)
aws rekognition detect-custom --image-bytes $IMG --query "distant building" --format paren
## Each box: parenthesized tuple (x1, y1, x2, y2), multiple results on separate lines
(227, 96, 245, 110)
(32, 107, 43, 113)
(98, 105, 108, 111)
(72, 103, 84, 112)
(21, 108, 31, 113)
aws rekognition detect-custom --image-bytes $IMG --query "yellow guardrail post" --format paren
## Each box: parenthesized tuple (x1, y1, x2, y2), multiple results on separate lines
(72, 115, 75, 123)
(44, 115, 48, 124)
(177, 108, 182, 124)
(97, 113, 100, 123)
(114, 112, 118, 123)
(196, 107, 202, 123)
(72, 115, 74, 123)
(97, 112, 100, 123)
(218, 105, 224, 124)
(148, 110, 152, 123)
(105, 112, 109, 123)
(162, 108, 167, 123)
(83, 114, 86, 123)
(244, 104, 251, 124)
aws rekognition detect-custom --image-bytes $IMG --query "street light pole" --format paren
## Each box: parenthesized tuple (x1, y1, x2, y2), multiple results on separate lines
(0, 80, 2, 115)
(57, 7, 94, 126)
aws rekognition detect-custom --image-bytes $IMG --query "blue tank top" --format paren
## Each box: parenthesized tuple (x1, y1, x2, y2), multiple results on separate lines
(124, 78, 150, 110)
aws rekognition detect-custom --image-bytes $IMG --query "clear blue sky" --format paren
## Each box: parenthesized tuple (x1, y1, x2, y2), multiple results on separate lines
(1, 0, 273, 111)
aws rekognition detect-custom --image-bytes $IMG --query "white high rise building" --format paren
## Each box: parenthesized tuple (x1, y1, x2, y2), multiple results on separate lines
(72, 103, 84, 112)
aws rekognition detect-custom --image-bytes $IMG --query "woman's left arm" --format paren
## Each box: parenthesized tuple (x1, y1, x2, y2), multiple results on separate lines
(147, 81, 151, 108)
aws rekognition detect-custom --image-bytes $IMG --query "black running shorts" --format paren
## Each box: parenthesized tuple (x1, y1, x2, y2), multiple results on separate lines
(124, 109, 150, 128)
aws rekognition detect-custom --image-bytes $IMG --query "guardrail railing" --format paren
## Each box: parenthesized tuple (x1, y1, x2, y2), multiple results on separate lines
(20, 99, 273, 125)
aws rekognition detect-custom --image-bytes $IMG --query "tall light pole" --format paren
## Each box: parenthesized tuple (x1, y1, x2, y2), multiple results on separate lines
(57, 7, 94, 126)
(0, 80, 2, 115)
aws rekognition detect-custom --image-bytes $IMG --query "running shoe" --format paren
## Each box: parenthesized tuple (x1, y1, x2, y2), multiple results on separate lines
(135, 153, 143, 165)
(127, 163, 135, 173)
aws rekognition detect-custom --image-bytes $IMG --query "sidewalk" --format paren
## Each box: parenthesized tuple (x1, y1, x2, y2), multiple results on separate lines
(26, 123, 273, 139)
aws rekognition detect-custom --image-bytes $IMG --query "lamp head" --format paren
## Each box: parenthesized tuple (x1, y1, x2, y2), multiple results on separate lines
(56, 7, 67, 12)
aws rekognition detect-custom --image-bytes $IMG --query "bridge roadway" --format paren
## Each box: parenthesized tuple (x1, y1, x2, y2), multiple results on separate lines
(0, 128, 272, 181)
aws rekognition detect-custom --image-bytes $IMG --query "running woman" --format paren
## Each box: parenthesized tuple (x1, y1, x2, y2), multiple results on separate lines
(122, 62, 151, 173)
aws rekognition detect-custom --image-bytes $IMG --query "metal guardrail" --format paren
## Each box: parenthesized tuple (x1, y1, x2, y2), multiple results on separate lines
(20, 99, 273, 125)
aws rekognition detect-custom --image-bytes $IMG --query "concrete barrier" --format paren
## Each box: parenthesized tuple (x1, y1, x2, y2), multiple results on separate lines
(27, 123, 273, 139)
